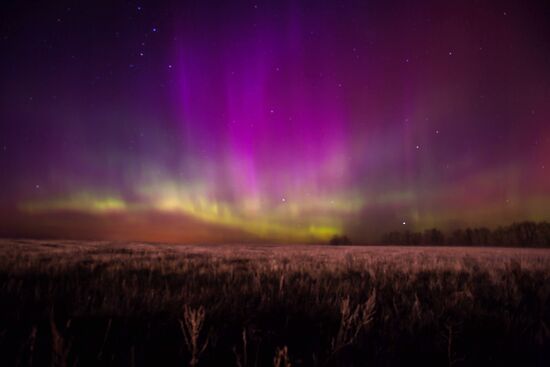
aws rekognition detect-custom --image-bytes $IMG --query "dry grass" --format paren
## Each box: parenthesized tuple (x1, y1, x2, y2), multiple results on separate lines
(180, 305, 208, 367)
(0, 239, 549, 366)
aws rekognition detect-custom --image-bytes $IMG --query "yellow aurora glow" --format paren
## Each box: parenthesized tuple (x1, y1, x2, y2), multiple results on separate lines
(18, 183, 359, 242)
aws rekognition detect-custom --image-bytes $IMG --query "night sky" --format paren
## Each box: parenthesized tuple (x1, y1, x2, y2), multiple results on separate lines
(1, 1, 549, 243)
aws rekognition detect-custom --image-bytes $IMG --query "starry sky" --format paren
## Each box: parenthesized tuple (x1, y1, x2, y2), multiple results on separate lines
(1, 0, 549, 244)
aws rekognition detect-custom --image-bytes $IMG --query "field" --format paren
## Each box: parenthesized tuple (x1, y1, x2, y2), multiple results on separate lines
(0, 239, 549, 366)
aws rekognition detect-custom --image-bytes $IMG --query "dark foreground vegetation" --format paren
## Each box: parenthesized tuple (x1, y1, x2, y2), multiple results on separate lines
(0, 239, 549, 366)
(381, 221, 550, 247)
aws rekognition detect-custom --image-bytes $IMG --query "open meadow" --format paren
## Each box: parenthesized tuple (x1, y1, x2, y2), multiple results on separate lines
(0, 239, 549, 366)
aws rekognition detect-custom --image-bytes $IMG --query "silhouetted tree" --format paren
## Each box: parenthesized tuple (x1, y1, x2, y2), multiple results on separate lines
(511, 221, 538, 247)
(472, 227, 491, 246)
(537, 222, 550, 247)
(464, 228, 474, 246)
(329, 235, 352, 246)
(381, 231, 403, 245)
(380, 221, 550, 248)
(402, 231, 422, 246)
(449, 229, 465, 246)
(491, 226, 505, 246)
(423, 228, 445, 246)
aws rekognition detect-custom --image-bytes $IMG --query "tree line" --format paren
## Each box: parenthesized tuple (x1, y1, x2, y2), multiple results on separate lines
(380, 221, 550, 247)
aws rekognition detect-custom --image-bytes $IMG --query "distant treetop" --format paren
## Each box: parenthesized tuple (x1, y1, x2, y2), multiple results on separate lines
(380, 221, 550, 248)
(329, 235, 352, 246)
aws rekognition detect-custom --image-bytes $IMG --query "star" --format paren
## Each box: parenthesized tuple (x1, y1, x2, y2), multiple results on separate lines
(402, 221, 406, 225)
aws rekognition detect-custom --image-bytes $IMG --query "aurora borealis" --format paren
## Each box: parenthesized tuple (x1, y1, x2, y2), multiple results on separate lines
(1, 1, 549, 243)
